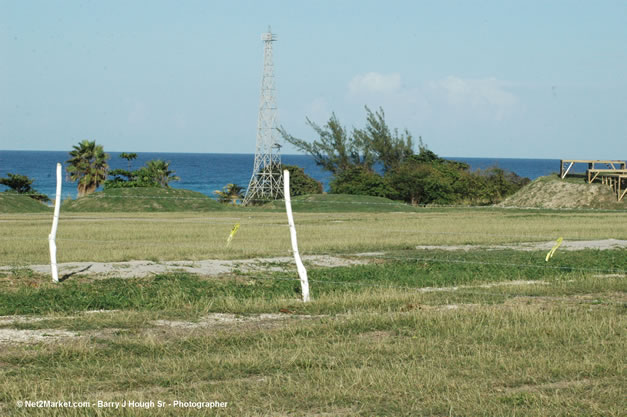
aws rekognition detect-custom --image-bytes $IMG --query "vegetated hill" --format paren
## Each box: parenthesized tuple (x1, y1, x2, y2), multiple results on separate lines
(498, 175, 627, 209)
(0, 193, 51, 213)
(62, 187, 225, 212)
(264, 193, 417, 212)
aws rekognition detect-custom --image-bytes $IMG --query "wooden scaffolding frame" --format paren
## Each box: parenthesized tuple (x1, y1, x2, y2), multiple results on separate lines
(560, 159, 626, 179)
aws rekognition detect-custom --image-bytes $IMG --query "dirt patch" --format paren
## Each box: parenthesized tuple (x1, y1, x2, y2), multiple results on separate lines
(592, 274, 627, 279)
(0, 311, 322, 345)
(504, 292, 626, 309)
(416, 239, 627, 252)
(0, 316, 49, 326)
(153, 312, 320, 330)
(0, 255, 370, 279)
(0, 328, 78, 344)
(357, 330, 395, 342)
(504, 379, 591, 393)
(416, 280, 548, 293)
(498, 176, 625, 209)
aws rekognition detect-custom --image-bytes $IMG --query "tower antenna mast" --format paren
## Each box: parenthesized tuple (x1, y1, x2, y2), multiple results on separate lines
(243, 26, 283, 205)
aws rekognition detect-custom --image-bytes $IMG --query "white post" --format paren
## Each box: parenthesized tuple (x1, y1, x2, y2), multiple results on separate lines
(48, 163, 62, 282)
(283, 170, 310, 302)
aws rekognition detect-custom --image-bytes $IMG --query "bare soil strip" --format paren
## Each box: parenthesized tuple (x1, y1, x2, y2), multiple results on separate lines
(415, 238, 627, 252)
(0, 328, 79, 344)
(2, 240, 624, 279)
(0, 312, 321, 345)
(3, 285, 622, 345)
(0, 255, 369, 279)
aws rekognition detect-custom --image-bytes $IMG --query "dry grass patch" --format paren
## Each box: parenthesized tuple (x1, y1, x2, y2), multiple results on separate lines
(0, 281, 624, 415)
(2, 208, 627, 266)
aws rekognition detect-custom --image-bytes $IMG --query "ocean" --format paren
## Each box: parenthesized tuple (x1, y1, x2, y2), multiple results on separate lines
(0, 150, 570, 200)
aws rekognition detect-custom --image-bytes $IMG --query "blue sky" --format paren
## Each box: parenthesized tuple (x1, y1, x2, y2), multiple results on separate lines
(1, 0, 626, 158)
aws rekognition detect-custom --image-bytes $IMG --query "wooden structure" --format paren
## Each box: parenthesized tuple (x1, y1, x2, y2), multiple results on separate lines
(618, 176, 627, 202)
(560, 159, 626, 179)
(598, 174, 627, 202)
(560, 159, 627, 201)
(587, 169, 627, 184)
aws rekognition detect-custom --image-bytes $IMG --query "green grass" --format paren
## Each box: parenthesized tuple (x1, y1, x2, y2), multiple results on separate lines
(3, 207, 627, 265)
(1, 249, 625, 316)
(1, 201, 626, 415)
(61, 187, 226, 212)
(0, 261, 624, 416)
(0, 193, 51, 213)
(264, 193, 419, 212)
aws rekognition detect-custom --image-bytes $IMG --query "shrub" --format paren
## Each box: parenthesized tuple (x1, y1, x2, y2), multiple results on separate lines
(330, 166, 393, 197)
(283, 165, 323, 196)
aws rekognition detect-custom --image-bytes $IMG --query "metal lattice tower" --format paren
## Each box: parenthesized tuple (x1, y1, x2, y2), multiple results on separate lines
(243, 27, 283, 205)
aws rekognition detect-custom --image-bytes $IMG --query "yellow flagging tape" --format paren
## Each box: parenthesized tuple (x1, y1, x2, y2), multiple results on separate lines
(226, 223, 240, 247)
(545, 237, 563, 262)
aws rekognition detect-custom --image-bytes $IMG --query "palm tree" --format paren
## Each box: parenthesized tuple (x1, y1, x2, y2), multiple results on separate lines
(119, 152, 138, 171)
(214, 184, 244, 205)
(66, 140, 110, 197)
(144, 160, 179, 188)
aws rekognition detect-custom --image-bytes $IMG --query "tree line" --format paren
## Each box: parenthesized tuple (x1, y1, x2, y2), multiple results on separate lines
(0, 141, 180, 201)
(279, 107, 529, 205)
(2, 108, 529, 206)
(66, 140, 180, 197)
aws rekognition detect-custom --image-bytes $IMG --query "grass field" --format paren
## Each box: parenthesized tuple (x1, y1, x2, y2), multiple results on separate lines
(2, 205, 627, 265)
(0, 193, 51, 213)
(0, 200, 626, 416)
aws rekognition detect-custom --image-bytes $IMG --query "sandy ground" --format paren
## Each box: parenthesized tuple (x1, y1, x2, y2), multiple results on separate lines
(0, 328, 79, 344)
(0, 255, 372, 280)
(0, 280, 551, 345)
(498, 177, 624, 209)
(2, 278, 623, 345)
(2, 239, 624, 345)
(1, 240, 624, 279)
(415, 239, 627, 252)
(0, 311, 321, 345)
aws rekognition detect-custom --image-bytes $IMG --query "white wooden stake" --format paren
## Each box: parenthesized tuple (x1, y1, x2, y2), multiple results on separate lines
(48, 163, 62, 282)
(284, 170, 310, 302)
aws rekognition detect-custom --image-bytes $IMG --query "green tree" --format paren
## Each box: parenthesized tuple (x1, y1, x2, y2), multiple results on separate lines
(279, 113, 365, 175)
(66, 140, 110, 197)
(214, 183, 244, 205)
(386, 162, 432, 205)
(119, 152, 138, 171)
(280, 106, 530, 204)
(0, 173, 50, 202)
(104, 159, 180, 189)
(282, 165, 323, 196)
(0, 173, 33, 194)
(352, 107, 414, 173)
(140, 160, 179, 188)
(330, 166, 393, 197)
(279, 106, 413, 176)
(474, 167, 531, 204)
(386, 156, 460, 205)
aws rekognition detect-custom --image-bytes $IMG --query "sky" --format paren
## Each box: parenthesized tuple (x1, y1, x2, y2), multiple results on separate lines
(1, 0, 626, 159)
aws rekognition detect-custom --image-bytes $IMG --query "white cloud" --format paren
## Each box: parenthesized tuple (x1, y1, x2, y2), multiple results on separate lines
(348, 72, 402, 95)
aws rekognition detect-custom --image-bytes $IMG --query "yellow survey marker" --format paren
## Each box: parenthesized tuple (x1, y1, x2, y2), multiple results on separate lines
(545, 237, 563, 262)
(226, 223, 240, 247)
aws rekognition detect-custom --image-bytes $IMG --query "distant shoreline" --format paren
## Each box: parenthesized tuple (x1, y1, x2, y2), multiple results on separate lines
(0, 151, 586, 200)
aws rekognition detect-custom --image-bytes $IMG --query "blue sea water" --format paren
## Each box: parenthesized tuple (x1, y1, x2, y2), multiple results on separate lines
(0, 150, 571, 200)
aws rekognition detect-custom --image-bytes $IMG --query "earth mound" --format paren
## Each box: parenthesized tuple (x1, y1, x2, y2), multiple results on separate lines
(62, 187, 225, 212)
(498, 175, 626, 209)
